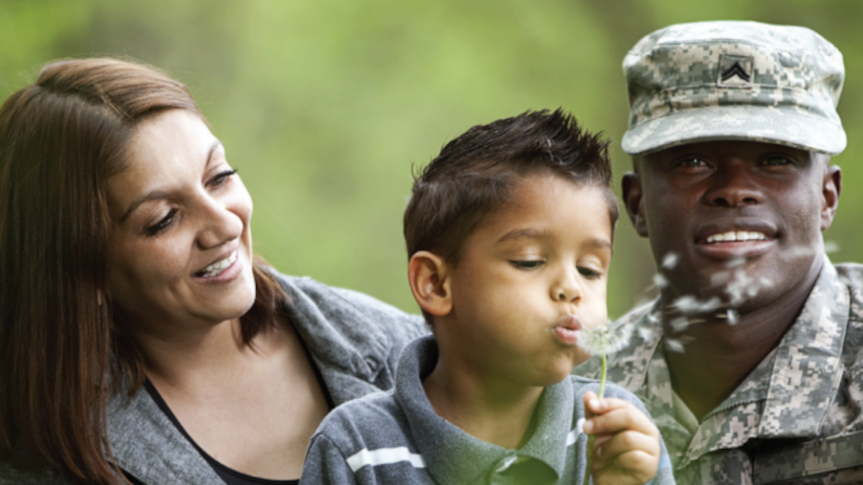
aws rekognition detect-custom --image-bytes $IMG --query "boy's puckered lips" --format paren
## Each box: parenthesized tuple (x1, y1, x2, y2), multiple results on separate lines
(693, 217, 778, 260)
(552, 314, 583, 346)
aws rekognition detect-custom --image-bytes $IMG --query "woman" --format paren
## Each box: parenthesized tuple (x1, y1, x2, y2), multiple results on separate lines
(0, 58, 426, 484)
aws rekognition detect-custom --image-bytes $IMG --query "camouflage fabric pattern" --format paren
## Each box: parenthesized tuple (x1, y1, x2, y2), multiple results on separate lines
(575, 260, 863, 484)
(622, 21, 846, 155)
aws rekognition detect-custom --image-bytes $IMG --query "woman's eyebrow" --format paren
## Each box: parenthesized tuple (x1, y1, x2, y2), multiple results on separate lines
(119, 140, 223, 223)
(204, 140, 224, 169)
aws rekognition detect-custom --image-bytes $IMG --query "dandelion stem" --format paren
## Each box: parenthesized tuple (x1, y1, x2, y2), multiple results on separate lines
(583, 353, 607, 485)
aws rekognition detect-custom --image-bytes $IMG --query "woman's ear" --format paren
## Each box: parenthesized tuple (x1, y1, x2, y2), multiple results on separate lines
(407, 251, 452, 319)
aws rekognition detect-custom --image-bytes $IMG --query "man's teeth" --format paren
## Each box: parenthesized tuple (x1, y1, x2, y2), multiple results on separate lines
(705, 231, 767, 243)
(199, 251, 237, 277)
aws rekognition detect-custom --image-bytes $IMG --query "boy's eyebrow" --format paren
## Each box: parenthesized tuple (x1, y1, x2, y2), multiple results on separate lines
(497, 228, 549, 243)
(498, 229, 613, 251)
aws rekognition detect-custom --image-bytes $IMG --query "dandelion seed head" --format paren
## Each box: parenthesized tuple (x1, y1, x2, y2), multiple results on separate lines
(662, 252, 679, 270)
(577, 323, 631, 356)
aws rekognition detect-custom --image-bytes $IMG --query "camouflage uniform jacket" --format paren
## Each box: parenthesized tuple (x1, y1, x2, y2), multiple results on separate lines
(575, 260, 863, 484)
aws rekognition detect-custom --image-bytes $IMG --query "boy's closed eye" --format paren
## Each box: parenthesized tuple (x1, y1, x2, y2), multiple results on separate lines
(510, 260, 544, 270)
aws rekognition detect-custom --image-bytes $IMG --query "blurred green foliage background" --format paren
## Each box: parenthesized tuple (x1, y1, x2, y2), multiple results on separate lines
(3, 0, 862, 318)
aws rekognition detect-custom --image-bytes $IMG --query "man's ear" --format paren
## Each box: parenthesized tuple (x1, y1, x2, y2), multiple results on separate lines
(622, 171, 649, 238)
(408, 251, 452, 318)
(821, 164, 842, 231)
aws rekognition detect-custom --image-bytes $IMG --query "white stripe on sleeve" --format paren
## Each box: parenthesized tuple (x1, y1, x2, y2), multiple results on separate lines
(346, 447, 427, 472)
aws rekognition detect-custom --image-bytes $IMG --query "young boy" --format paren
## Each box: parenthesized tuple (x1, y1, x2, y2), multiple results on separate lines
(300, 109, 674, 485)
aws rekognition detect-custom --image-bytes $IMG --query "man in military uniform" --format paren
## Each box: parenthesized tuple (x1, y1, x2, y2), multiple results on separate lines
(577, 21, 863, 483)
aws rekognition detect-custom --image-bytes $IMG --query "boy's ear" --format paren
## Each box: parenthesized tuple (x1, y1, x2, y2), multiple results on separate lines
(408, 251, 452, 318)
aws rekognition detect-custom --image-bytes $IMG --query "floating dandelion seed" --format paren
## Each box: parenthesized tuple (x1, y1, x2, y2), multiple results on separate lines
(653, 273, 669, 289)
(726, 309, 739, 325)
(782, 246, 816, 260)
(824, 241, 840, 254)
(672, 295, 722, 314)
(661, 252, 679, 270)
(725, 257, 746, 268)
(665, 338, 685, 353)
(711, 271, 731, 286)
(577, 322, 631, 485)
(638, 326, 655, 342)
(670, 317, 689, 333)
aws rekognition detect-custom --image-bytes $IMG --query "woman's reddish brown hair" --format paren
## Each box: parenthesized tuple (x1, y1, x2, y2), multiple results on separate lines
(0, 58, 285, 484)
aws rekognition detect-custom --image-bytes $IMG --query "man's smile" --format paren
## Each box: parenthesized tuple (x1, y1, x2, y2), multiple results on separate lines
(693, 217, 779, 260)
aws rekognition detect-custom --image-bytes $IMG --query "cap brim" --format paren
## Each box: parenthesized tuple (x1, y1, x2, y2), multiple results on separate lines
(621, 106, 847, 156)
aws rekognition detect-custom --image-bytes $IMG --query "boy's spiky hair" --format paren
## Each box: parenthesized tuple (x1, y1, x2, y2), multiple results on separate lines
(404, 108, 618, 268)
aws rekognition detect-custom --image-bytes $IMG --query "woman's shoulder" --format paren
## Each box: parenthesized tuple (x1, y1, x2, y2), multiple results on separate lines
(268, 271, 429, 405)
(270, 271, 427, 339)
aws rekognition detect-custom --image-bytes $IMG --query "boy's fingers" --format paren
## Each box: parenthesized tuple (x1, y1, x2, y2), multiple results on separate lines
(593, 449, 658, 483)
(586, 396, 635, 414)
(594, 430, 659, 463)
(583, 406, 658, 437)
(582, 391, 598, 418)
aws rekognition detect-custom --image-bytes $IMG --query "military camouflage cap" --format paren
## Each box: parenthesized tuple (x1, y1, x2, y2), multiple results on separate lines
(622, 21, 846, 155)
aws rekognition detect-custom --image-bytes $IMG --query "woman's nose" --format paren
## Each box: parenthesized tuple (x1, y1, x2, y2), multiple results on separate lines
(196, 196, 244, 249)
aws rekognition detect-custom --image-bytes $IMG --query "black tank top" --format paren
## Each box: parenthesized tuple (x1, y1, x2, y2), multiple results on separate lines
(145, 380, 299, 485)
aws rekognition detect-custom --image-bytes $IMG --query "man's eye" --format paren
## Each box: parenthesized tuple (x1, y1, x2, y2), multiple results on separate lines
(578, 266, 602, 279)
(678, 157, 709, 168)
(510, 260, 543, 270)
(761, 156, 791, 167)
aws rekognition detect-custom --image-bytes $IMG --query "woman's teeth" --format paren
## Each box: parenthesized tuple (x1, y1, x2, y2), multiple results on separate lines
(198, 251, 237, 278)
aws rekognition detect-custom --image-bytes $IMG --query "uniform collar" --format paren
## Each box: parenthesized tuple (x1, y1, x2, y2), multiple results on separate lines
(395, 336, 575, 483)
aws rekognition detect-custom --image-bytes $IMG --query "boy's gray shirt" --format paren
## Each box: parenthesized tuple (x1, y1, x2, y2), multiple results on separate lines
(0, 272, 428, 485)
(300, 336, 675, 485)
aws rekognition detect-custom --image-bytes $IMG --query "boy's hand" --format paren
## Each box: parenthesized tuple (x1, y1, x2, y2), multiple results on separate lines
(582, 391, 660, 485)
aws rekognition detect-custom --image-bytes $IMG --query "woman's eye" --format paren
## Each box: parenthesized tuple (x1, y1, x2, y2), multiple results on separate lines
(208, 169, 237, 187)
(578, 266, 602, 279)
(510, 260, 544, 270)
(146, 209, 177, 236)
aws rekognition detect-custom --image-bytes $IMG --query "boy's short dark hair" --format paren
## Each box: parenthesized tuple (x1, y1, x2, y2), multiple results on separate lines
(404, 108, 618, 267)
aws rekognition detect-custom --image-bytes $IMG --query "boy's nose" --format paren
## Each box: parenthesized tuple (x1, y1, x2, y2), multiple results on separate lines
(552, 271, 582, 302)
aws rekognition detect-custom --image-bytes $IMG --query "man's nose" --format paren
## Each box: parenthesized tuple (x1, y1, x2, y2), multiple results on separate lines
(703, 164, 761, 207)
